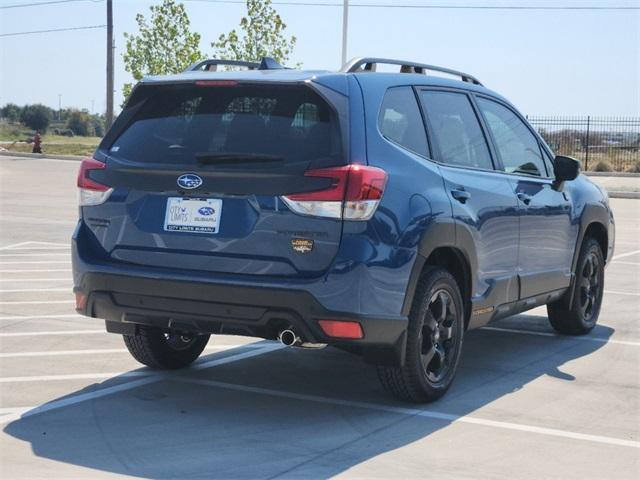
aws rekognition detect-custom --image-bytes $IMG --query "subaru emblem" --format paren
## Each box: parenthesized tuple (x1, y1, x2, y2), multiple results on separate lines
(177, 173, 203, 190)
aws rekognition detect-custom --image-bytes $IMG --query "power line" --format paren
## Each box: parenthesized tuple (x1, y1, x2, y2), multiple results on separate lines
(0, 24, 106, 37)
(185, 0, 640, 10)
(0, 0, 102, 9)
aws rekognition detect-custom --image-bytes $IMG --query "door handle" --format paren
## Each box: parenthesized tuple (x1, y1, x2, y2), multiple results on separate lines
(517, 192, 532, 205)
(451, 189, 471, 203)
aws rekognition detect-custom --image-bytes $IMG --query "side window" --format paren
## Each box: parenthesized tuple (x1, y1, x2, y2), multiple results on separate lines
(419, 91, 493, 170)
(378, 87, 428, 156)
(477, 98, 547, 177)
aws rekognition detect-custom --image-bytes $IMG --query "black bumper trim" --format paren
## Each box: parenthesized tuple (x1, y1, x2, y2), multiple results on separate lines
(77, 273, 408, 365)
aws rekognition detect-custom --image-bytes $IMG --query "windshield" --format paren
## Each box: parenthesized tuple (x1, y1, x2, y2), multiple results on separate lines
(108, 83, 344, 169)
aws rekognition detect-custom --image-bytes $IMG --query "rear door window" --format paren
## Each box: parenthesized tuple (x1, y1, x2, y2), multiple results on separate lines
(419, 90, 494, 170)
(109, 84, 343, 169)
(476, 98, 548, 177)
(378, 87, 428, 156)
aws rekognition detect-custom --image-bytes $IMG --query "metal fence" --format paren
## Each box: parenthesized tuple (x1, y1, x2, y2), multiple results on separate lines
(526, 116, 640, 172)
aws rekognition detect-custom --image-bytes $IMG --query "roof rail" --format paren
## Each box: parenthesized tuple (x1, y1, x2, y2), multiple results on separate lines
(185, 57, 286, 73)
(341, 57, 483, 86)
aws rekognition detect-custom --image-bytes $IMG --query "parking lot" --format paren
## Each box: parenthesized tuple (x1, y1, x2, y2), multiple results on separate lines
(0, 155, 638, 479)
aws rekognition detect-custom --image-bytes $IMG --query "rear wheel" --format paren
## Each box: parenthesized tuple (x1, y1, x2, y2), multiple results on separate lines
(123, 325, 210, 369)
(377, 267, 464, 402)
(547, 237, 605, 335)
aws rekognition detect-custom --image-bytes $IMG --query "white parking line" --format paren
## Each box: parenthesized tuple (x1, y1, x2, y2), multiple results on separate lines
(481, 326, 640, 346)
(0, 371, 150, 383)
(604, 290, 640, 297)
(0, 314, 83, 321)
(0, 344, 263, 358)
(0, 330, 105, 337)
(612, 249, 640, 261)
(176, 377, 640, 449)
(0, 344, 281, 424)
(0, 253, 69, 258)
(0, 278, 70, 283)
(0, 287, 69, 293)
(0, 300, 74, 305)
(0, 260, 70, 265)
(0, 269, 71, 273)
(0, 242, 68, 251)
(0, 246, 69, 251)
(611, 261, 640, 266)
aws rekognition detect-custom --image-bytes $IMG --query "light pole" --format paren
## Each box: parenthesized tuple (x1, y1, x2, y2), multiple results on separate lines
(58, 94, 61, 120)
(106, 0, 114, 127)
(341, 0, 349, 67)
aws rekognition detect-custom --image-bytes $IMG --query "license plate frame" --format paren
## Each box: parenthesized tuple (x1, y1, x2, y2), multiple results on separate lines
(163, 197, 222, 234)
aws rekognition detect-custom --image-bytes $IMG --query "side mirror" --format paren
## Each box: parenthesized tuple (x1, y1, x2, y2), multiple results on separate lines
(554, 155, 580, 183)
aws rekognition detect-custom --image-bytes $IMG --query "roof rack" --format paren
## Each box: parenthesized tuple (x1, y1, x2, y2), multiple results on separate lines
(341, 57, 483, 86)
(185, 57, 285, 73)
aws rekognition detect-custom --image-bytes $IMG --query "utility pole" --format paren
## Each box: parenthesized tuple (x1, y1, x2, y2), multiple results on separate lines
(58, 94, 61, 120)
(106, 0, 114, 128)
(341, 0, 349, 67)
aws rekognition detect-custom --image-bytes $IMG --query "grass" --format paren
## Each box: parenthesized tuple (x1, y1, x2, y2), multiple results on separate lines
(0, 121, 100, 156)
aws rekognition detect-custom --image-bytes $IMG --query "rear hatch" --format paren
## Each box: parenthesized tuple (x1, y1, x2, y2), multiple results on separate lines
(84, 80, 349, 277)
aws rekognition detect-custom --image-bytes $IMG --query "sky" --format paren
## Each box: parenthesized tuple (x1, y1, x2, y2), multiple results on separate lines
(0, 0, 639, 117)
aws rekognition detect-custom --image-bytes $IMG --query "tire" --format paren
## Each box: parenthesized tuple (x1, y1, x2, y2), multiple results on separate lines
(123, 325, 210, 369)
(377, 266, 465, 403)
(547, 237, 605, 335)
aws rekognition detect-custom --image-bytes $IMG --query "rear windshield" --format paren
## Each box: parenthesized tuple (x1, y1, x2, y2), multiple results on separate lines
(108, 83, 344, 168)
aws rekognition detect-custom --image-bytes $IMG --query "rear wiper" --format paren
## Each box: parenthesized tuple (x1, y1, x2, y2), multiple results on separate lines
(196, 153, 284, 165)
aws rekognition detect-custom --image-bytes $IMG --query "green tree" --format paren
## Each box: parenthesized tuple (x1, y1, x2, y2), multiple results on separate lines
(20, 104, 52, 132)
(91, 115, 106, 137)
(66, 110, 94, 137)
(122, 0, 202, 101)
(212, 0, 297, 65)
(1, 103, 22, 123)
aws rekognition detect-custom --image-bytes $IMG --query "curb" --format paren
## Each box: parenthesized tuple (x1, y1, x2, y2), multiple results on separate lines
(0, 151, 84, 161)
(608, 191, 640, 199)
(585, 172, 640, 178)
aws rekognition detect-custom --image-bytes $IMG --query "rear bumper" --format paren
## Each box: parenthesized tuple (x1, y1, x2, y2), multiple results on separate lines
(76, 272, 407, 365)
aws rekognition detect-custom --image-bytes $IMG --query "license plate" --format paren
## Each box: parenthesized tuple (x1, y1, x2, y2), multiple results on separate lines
(163, 197, 222, 234)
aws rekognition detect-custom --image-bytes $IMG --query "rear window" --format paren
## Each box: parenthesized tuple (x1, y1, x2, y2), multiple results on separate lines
(108, 84, 343, 168)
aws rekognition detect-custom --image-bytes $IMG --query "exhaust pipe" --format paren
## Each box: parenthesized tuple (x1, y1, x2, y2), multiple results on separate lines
(278, 329, 326, 349)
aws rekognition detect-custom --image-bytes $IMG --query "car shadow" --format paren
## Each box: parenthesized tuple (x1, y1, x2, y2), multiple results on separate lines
(3, 316, 616, 479)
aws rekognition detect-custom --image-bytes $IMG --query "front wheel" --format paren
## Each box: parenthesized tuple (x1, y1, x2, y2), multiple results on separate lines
(123, 325, 210, 369)
(377, 267, 465, 402)
(547, 237, 605, 335)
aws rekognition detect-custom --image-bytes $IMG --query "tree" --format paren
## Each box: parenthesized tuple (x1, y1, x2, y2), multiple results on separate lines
(20, 104, 52, 132)
(212, 0, 297, 65)
(1, 103, 22, 123)
(67, 110, 95, 137)
(122, 0, 202, 101)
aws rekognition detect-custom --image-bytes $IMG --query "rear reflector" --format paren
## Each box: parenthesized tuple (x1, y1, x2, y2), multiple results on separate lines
(281, 164, 387, 220)
(318, 319, 364, 339)
(75, 292, 87, 310)
(77, 158, 113, 206)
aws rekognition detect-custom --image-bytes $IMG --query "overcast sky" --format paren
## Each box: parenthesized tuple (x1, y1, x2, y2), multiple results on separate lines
(1, 0, 638, 116)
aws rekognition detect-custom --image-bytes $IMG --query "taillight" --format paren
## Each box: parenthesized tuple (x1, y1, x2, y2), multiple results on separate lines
(77, 158, 113, 206)
(281, 164, 387, 220)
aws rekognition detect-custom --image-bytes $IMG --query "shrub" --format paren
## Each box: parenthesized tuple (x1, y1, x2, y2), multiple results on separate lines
(592, 160, 612, 172)
(66, 110, 94, 136)
(626, 162, 640, 174)
(20, 104, 53, 132)
(1, 103, 22, 123)
(91, 116, 105, 137)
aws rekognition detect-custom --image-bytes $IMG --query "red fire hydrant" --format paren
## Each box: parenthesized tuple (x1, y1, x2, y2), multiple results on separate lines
(32, 130, 42, 154)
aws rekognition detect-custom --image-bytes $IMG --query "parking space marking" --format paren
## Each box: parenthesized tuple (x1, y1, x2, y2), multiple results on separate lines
(0, 329, 105, 337)
(0, 260, 70, 265)
(0, 300, 74, 305)
(0, 253, 70, 258)
(0, 314, 83, 321)
(0, 344, 281, 425)
(0, 371, 150, 384)
(0, 278, 70, 283)
(0, 287, 70, 293)
(0, 344, 263, 358)
(611, 261, 640, 266)
(612, 249, 640, 261)
(605, 290, 640, 297)
(0, 269, 71, 273)
(176, 377, 640, 449)
(482, 326, 640, 346)
(0, 242, 68, 251)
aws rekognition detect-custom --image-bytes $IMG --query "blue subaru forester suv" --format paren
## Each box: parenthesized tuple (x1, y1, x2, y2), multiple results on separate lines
(73, 57, 615, 402)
